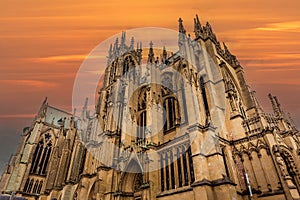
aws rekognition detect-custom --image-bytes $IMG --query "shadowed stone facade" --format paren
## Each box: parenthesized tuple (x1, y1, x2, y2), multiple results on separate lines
(1, 15, 299, 200)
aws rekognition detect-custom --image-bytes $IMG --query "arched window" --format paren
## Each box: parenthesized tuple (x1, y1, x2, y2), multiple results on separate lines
(187, 147, 195, 183)
(177, 148, 183, 187)
(23, 178, 29, 192)
(182, 147, 189, 186)
(170, 151, 176, 189)
(137, 88, 147, 142)
(123, 56, 135, 76)
(160, 154, 165, 192)
(163, 97, 176, 132)
(123, 58, 129, 75)
(28, 179, 34, 193)
(30, 135, 52, 176)
(109, 62, 117, 84)
(159, 145, 195, 192)
(37, 181, 43, 194)
(33, 180, 39, 194)
(30, 141, 43, 174)
(165, 152, 170, 190)
(200, 76, 210, 118)
(40, 143, 52, 175)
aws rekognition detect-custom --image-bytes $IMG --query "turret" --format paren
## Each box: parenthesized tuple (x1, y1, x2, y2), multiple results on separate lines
(147, 41, 154, 64)
(130, 37, 134, 50)
(178, 18, 187, 57)
(178, 18, 186, 34)
(81, 97, 89, 119)
(162, 46, 167, 64)
(194, 14, 202, 38)
(121, 31, 126, 46)
(268, 94, 282, 117)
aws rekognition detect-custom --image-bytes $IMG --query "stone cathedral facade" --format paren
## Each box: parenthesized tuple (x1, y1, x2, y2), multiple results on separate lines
(1, 16, 300, 200)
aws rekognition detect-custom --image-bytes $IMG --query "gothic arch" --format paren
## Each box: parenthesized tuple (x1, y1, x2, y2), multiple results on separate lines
(273, 145, 300, 191)
(122, 55, 138, 77)
(220, 63, 242, 97)
(30, 133, 53, 175)
(118, 159, 144, 194)
(137, 86, 148, 111)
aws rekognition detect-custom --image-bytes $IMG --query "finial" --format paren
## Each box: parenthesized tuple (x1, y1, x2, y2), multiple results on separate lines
(206, 21, 211, 28)
(121, 31, 126, 45)
(162, 46, 167, 63)
(268, 94, 280, 117)
(195, 14, 201, 25)
(42, 97, 48, 105)
(130, 37, 134, 49)
(149, 41, 153, 48)
(178, 18, 186, 34)
(273, 96, 283, 115)
(223, 42, 230, 54)
(194, 14, 202, 37)
(115, 38, 119, 48)
(108, 44, 113, 56)
(148, 41, 154, 64)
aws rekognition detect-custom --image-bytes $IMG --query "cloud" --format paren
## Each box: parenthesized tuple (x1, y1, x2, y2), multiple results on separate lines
(255, 21, 300, 32)
(0, 80, 58, 88)
(25, 54, 94, 63)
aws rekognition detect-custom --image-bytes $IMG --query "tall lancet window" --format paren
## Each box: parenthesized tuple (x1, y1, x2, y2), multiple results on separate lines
(109, 62, 117, 84)
(137, 111, 147, 141)
(123, 58, 129, 75)
(30, 133, 52, 176)
(137, 88, 147, 142)
(163, 97, 176, 132)
(123, 56, 135, 76)
(200, 76, 210, 118)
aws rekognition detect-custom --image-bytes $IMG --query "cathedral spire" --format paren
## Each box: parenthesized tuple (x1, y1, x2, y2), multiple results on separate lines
(37, 97, 48, 118)
(81, 97, 89, 119)
(114, 38, 119, 51)
(268, 94, 282, 117)
(178, 18, 186, 34)
(223, 42, 232, 56)
(121, 31, 126, 46)
(108, 44, 113, 57)
(42, 96, 48, 106)
(205, 21, 217, 41)
(273, 96, 283, 115)
(130, 37, 134, 50)
(162, 46, 167, 63)
(148, 41, 154, 64)
(194, 14, 202, 37)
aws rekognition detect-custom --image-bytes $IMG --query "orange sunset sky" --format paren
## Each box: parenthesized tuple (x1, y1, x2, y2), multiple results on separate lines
(0, 0, 299, 171)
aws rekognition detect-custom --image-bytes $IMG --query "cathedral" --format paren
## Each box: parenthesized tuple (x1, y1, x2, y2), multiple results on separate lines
(0, 15, 299, 200)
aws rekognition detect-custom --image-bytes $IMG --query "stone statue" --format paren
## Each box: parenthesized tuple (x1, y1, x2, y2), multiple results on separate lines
(275, 153, 288, 178)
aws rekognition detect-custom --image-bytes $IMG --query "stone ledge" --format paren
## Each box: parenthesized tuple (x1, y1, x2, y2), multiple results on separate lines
(156, 186, 193, 198)
(191, 177, 237, 187)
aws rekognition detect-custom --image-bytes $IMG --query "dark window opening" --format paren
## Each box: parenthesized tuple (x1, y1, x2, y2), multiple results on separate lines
(163, 98, 176, 132)
(200, 76, 210, 118)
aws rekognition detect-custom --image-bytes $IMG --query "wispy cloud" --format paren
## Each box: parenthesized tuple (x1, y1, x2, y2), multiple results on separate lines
(0, 80, 58, 88)
(25, 54, 96, 63)
(255, 21, 300, 32)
